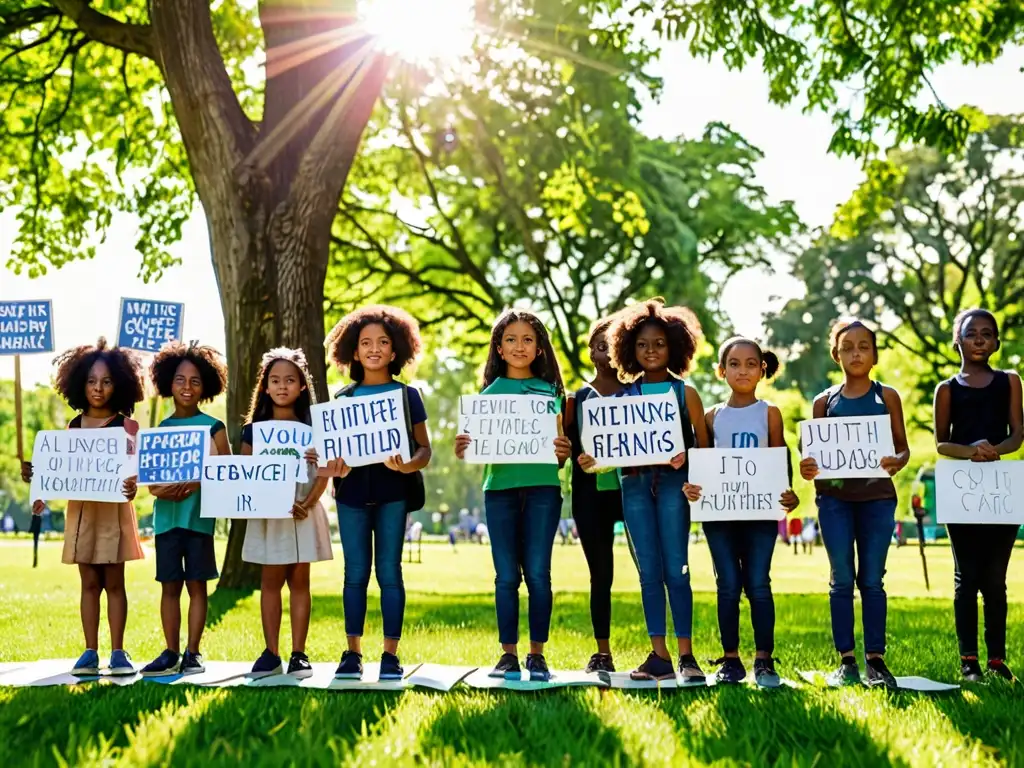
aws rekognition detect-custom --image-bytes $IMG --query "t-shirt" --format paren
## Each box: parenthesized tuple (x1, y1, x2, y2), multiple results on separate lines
(153, 412, 226, 536)
(480, 377, 563, 492)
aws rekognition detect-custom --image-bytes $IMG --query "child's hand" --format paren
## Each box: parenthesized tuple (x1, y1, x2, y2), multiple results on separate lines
(781, 489, 800, 511)
(21, 461, 32, 483)
(384, 454, 410, 474)
(554, 436, 571, 464)
(320, 458, 351, 479)
(454, 434, 471, 460)
(123, 477, 138, 501)
(669, 452, 686, 470)
(179, 482, 200, 499)
(799, 457, 819, 481)
(291, 501, 309, 520)
(683, 483, 702, 502)
(577, 454, 597, 471)
(32, 500, 45, 516)
(880, 455, 908, 476)
(304, 447, 319, 466)
(970, 441, 999, 462)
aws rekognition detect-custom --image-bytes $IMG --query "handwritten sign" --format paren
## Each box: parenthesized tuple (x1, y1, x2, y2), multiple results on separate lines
(935, 460, 1024, 525)
(0, 300, 53, 354)
(580, 392, 684, 468)
(136, 426, 210, 486)
(311, 390, 410, 468)
(29, 429, 130, 503)
(458, 395, 559, 465)
(199, 456, 296, 519)
(117, 298, 185, 353)
(252, 420, 312, 479)
(800, 415, 894, 480)
(688, 448, 789, 522)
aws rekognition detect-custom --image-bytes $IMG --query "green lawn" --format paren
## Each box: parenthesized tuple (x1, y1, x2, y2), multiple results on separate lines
(1, 539, 1023, 766)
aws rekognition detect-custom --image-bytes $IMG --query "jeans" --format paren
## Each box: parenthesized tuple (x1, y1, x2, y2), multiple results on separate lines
(485, 486, 562, 644)
(338, 501, 407, 639)
(621, 467, 692, 638)
(948, 523, 1019, 659)
(817, 495, 896, 655)
(703, 520, 777, 653)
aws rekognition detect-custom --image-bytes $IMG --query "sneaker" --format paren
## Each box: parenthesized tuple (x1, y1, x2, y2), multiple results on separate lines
(108, 650, 135, 677)
(630, 651, 675, 681)
(961, 657, 983, 683)
(141, 649, 181, 678)
(334, 650, 363, 680)
(585, 653, 615, 674)
(71, 649, 100, 676)
(250, 648, 283, 678)
(987, 659, 1015, 682)
(286, 651, 313, 679)
(865, 656, 898, 690)
(678, 654, 707, 686)
(379, 652, 404, 681)
(754, 657, 782, 689)
(826, 657, 862, 687)
(525, 653, 550, 682)
(180, 651, 205, 676)
(489, 652, 521, 680)
(712, 656, 746, 685)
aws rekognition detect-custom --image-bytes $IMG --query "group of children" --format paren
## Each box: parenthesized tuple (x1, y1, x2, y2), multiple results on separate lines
(20, 301, 1020, 688)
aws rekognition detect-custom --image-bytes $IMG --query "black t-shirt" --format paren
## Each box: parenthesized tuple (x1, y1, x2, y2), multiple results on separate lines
(947, 370, 1012, 447)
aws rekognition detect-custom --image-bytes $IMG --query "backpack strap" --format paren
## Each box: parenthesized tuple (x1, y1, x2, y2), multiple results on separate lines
(825, 384, 844, 416)
(335, 383, 359, 399)
(670, 378, 695, 450)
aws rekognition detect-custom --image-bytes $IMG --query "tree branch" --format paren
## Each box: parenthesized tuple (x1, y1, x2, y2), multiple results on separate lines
(50, 0, 154, 59)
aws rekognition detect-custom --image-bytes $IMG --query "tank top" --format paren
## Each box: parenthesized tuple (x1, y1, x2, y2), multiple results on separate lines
(947, 370, 1011, 446)
(712, 400, 770, 449)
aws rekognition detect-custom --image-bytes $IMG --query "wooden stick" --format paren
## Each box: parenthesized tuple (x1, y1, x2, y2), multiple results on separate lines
(14, 354, 24, 462)
(149, 394, 161, 428)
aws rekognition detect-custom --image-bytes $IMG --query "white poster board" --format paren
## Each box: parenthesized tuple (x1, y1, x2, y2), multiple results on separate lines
(135, 425, 211, 486)
(310, 390, 410, 468)
(458, 395, 559, 465)
(251, 420, 312, 479)
(29, 429, 130, 503)
(688, 448, 789, 522)
(580, 392, 684, 468)
(800, 415, 894, 479)
(935, 460, 1024, 525)
(200, 456, 297, 519)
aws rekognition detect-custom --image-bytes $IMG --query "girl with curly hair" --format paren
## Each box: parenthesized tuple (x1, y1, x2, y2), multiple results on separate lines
(319, 305, 432, 681)
(22, 338, 145, 677)
(454, 309, 572, 681)
(140, 342, 231, 678)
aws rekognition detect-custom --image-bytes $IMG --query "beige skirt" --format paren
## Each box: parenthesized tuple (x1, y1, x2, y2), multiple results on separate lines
(62, 500, 145, 565)
(242, 501, 333, 565)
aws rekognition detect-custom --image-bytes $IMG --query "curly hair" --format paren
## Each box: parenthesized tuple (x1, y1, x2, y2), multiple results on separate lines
(325, 304, 422, 382)
(952, 308, 999, 352)
(52, 337, 145, 416)
(150, 341, 228, 401)
(607, 299, 703, 381)
(246, 348, 317, 426)
(717, 336, 781, 380)
(829, 318, 878, 363)
(482, 309, 565, 395)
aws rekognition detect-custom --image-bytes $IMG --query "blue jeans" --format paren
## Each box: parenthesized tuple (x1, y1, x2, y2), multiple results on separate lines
(338, 501, 407, 639)
(817, 495, 896, 655)
(484, 486, 562, 644)
(703, 520, 777, 653)
(621, 467, 692, 638)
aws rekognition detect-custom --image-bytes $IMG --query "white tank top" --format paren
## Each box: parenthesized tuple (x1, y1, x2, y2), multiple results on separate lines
(712, 400, 770, 449)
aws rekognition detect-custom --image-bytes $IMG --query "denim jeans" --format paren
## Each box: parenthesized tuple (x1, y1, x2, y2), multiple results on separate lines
(484, 486, 562, 644)
(338, 500, 407, 639)
(817, 495, 896, 655)
(703, 520, 777, 653)
(621, 466, 692, 638)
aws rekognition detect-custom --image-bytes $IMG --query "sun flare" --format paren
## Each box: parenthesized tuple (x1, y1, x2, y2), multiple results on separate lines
(360, 0, 477, 63)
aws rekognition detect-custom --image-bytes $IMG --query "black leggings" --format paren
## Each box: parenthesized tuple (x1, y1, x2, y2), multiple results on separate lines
(574, 488, 626, 641)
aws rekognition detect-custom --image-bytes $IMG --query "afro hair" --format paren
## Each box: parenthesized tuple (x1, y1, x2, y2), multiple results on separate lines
(607, 299, 703, 381)
(325, 304, 422, 382)
(150, 341, 228, 401)
(52, 337, 146, 416)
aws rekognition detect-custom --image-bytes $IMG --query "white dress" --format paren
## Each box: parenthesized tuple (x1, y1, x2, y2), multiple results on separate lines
(242, 462, 333, 565)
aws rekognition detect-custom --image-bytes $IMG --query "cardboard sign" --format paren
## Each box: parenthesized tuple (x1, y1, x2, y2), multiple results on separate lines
(199, 456, 296, 519)
(311, 390, 410, 468)
(458, 395, 559, 465)
(29, 429, 130, 503)
(580, 392, 684, 468)
(688, 448, 789, 522)
(935, 460, 1024, 525)
(117, 298, 185, 353)
(0, 300, 53, 354)
(800, 415, 894, 479)
(136, 426, 210, 486)
(252, 420, 312, 479)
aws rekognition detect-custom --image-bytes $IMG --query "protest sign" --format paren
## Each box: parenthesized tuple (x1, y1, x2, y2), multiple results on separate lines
(0, 300, 53, 354)
(252, 421, 312, 479)
(688, 448, 789, 522)
(458, 395, 559, 465)
(311, 389, 410, 468)
(935, 460, 1024, 525)
(580, 392, 684, 468)
(117, 298, 185, 353)
(136, 426, 210, 486)
(800, 415, 894, 480)
(200, 456, 296, 519)
(29, 429, 130, 503)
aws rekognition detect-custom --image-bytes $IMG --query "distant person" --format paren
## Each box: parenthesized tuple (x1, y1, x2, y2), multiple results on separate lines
(801, 518, 817, 555)
(788, 515, 802, 555)
(1, 514, 13, 534)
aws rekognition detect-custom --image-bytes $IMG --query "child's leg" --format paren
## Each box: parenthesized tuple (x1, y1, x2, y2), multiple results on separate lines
(373, 501, 407, 655)
(338, 503, 372, 654)
(285, 563, 311, 655)
(703, 521, 742, 656)
(182, 531, 217, 654)
(742, 521, 778, 659)
(484, 489, 525, 654)
(654, 472, 692, 657)
(817, 496, 857, 657)
(853, 498, 896, 659)
(620, 473, 667, 655)
(978, 524, 1018, 662)
(520, 486, 561, 655)
(160, 581, 185, 653)
(574, 489, 616, 652)
(78, 564, 103, 650)
(260, 565, 288, 655)
(947, 523, 982, 658)
(184, 581, 208, 655)
(103, 563, 128, 651)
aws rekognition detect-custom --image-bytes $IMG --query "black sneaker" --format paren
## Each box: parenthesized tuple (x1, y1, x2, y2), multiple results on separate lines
(489, 652, 521, 679)
(141, 649, 181, 678)
(754, 657, 782, 689)
(630, 651, 675, 681)
(712, 656, 746, 685)
(249, 648, 283, 678)
(865, 656, 898, 690)
(826, 656, 861, 687)
(180, 651, 205, 676)
(987, 659, 1015, 682)
(678, 654, 707, 687)
(525, 653, 550, 682)
(961, 657, 983, 683)
(585, 653, 615, 674)
(334, 650, 363, 680)
(287, 652, 313, 679)
(380, 652, 404, 681)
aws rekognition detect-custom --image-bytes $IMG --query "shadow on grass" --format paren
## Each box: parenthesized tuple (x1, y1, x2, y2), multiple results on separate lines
(206, 586, 256, 629)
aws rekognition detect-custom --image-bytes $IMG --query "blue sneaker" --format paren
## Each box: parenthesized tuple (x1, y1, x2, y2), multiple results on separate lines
(141, 649, 182, 677)
(630, 651, 675, 681)
(180, 651, 205, 676)
(108, 650, 136, 676)
(71, 649, 100, 676)
(525, 653, 551, 682)
(249, 648, 283, 678)
(489, 653, 521, 680)
(334, 650, 363, 680)
(379, 652, 404, 681)
(713, 657, 747, 685)
(754, 657, 782, 689)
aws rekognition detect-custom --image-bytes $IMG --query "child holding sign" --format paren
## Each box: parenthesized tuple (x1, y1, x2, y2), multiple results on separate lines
(141, 342, 230, 678)
(455, 310, 572, 681)
(933, 309, 1023, 682)
(683, 337, 799, 688)
(799, 319, 909, 689)
(320, 305, 432, 682)
(22, 339, 145, 676)
(241, 349, 332, 679)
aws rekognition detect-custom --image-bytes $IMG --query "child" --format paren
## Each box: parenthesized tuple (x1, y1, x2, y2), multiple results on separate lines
(319, 305, 432, 681)
(22, 339, 145, 676)
(454, 309, 572, 681)
(141, 342, 230, 677)
(241, 348, 332, 678)
(933, 308, 1022, 682)
(682, 337, 799, 688)
(799, 319, 910, 689)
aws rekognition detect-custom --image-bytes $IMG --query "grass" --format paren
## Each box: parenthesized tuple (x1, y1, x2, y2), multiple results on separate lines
(1, 538, 1023, 766)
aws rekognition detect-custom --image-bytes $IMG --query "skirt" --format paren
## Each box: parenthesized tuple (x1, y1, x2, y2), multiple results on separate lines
(242, 501, 333, 565)
(62, 500, 145, 565)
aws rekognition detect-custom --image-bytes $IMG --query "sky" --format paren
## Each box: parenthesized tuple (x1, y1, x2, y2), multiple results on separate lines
(2, 37, 1023, 387)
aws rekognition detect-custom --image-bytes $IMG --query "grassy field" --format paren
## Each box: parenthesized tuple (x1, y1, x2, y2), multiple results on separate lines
(1, 538, 1023, 767)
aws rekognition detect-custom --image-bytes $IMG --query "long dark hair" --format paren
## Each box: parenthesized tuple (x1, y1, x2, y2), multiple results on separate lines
(245, 348, 316, 425)
(52, 337, 145, 416)
(325, 304, 422, 382)
(607, 299, 702, 381)
(482, 309, 564, 396)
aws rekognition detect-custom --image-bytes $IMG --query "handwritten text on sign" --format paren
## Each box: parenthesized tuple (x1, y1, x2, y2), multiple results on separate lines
(29, 429, 130, 503)
(800, 415, 894, 480)
(311, 390, 410, 468)
(117, 298, 185, 353)
(253, 421, 312, 479)
(0, 300, 53, 355)
(136, 426, 210, 486)
(580, 392, 684, 468)
(459, 395, 559, 464)
(935, 460, 1024, 525)
(200, 456, 296, 519)
(688, 448, 789, 522)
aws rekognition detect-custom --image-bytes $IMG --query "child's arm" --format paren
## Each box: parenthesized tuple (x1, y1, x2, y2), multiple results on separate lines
(995, 372, 1024, 456)
(768, 404, 799, 510)
(293, 476, 329, 520)
(880, 385, 910, 475)
(385, 422, 432, 473)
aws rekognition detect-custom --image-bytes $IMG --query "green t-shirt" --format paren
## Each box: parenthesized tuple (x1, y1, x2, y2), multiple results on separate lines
(480, 377, 563, 492)
(153, 411, 225, 536)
